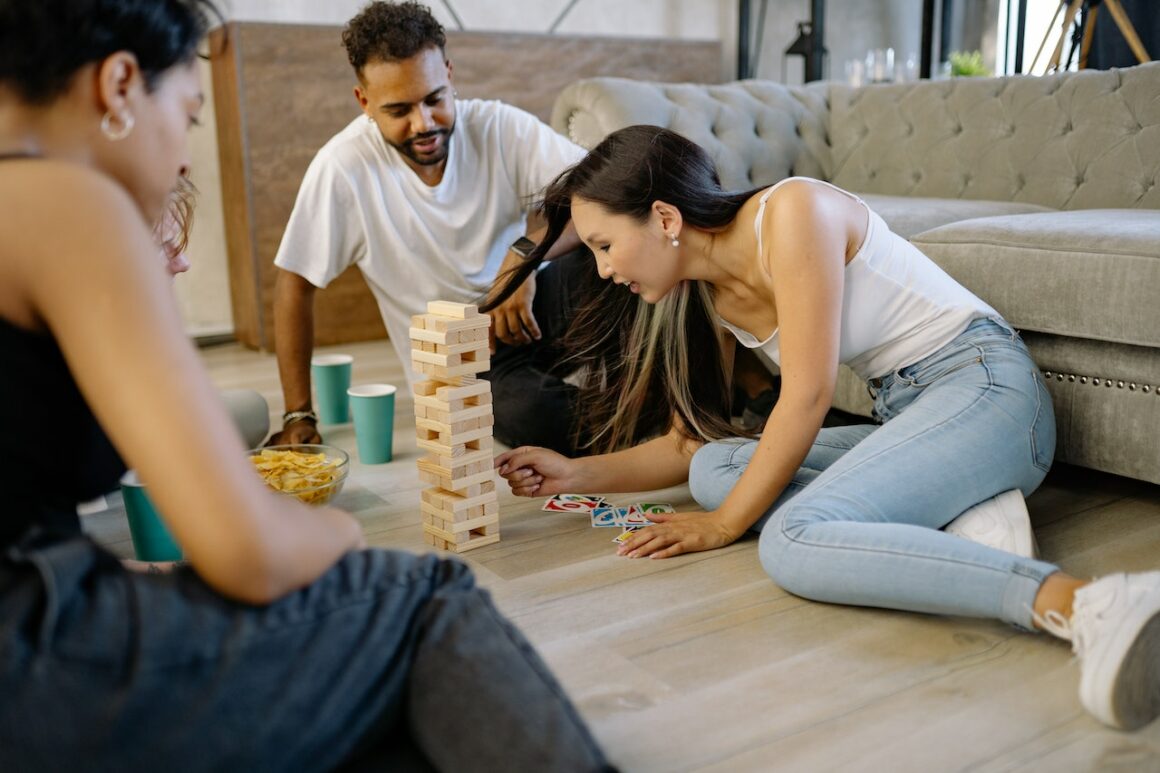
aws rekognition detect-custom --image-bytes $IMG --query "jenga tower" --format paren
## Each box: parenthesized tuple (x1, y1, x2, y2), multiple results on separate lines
(411, 301, 500, 552)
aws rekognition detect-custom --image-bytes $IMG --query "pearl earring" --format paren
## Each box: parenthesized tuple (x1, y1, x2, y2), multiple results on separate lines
(670, 233, 680, 247)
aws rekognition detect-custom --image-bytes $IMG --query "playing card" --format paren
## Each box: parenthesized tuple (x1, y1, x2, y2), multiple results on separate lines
(611, 529, 639, 544)
(589, 506, 623, 527)
(636, 502, 675, 515)
(542, 493, 607, 512)
(621, 506, 654, 526)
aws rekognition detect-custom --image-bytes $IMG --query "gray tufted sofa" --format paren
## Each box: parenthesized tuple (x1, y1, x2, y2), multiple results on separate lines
(551, 62, 1160, 485)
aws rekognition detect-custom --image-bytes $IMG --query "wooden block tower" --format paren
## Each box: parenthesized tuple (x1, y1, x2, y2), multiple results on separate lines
(410, 301, 500, 552)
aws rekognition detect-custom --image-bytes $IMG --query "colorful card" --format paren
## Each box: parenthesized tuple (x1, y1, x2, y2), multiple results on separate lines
(611, 529, 640, 544)
(636, 502, 675, 516)
(542, 493, 607, 513)
(589, 506, 623, 527)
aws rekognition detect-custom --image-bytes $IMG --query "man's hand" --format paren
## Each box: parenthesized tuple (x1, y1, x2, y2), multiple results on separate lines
(614, 511, 743, 559)
(488, 271, 540, 350)
(266, 419, 322, 446)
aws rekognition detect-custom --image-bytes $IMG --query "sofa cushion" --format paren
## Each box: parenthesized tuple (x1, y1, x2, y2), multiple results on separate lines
(860, 193, 1053, 239)
(828, 62, 1160, 210)
(913, 209, 1160, 348)
(551, 77, 832, 188)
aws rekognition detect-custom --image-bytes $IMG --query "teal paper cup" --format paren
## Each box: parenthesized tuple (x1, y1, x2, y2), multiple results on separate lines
(348, 383, 397, 464)
(311, 353, 353, 424)
(120, 470, 183, 562)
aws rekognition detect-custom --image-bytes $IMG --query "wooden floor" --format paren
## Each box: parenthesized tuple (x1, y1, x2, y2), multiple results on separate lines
(84, 338, 1160, 772)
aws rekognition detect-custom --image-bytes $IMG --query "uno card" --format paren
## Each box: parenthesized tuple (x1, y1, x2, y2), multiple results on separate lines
(636, 502, 675, 516)
(542, 493, 607, 513)
(590, 506, 623, 527)
(611, 529, 639, 544)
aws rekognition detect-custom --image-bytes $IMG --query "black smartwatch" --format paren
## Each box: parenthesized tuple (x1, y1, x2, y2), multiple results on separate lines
(509, 236, 537, 259)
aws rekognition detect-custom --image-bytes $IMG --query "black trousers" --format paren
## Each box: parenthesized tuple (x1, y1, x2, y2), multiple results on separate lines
(486, 249, 590, 456)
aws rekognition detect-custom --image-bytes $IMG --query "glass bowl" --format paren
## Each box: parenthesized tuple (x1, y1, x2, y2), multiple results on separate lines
(249, 444, 350, 506)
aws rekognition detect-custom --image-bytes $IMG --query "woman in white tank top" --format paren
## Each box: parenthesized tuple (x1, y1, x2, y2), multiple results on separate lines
(492, 125, 1160, 731)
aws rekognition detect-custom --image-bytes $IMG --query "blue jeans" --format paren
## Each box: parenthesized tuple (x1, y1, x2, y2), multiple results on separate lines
(0, 531, 609, 772)
(689, 318, 1059, 630)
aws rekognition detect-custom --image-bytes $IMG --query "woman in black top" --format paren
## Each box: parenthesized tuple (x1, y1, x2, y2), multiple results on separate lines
(0, 2, 608, 770)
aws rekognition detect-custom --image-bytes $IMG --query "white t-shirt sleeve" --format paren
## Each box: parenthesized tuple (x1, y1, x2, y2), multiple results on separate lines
(273, 151, 367, 289)
(495, 104, 586, 206)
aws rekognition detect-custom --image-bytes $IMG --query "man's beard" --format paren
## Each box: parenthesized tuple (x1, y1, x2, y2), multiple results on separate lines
(391, 122, 455, 166)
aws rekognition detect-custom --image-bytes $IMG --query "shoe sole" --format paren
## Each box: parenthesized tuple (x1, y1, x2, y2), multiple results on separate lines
(1082, 603, 1160, 730)
(1110, 611, 1160, 730)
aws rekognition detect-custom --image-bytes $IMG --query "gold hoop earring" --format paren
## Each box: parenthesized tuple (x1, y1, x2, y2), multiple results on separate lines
(100, 111, 135, 141)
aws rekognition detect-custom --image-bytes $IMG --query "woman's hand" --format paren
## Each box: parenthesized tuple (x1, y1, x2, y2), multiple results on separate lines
(495, 446, 584, 497)
(616, 510, 743, 559)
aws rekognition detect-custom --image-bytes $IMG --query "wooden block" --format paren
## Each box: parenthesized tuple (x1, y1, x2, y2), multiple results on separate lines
(412, 359, 490, 379)
(435, 379, 490, 402)
(414, 404, 427, 419)
(422, 512, 499, 536)
(419, 467, 496, 492)
(417, 415, 494, 439)
(422, 524, 501, 553)
(423, 403, 493, 426)
(427, 300, 478, 318)
(419, 447, 494, 471)
(416, 435, 492, 458)
(413, 349, 458, 367)
(413, 380, 438, 397)
(414, 313, 490, 334)
(420, 486, 497, 514)
(415, 394, 464, 413)
(409, 326, 453, 345)
(453, 532, 500, 553)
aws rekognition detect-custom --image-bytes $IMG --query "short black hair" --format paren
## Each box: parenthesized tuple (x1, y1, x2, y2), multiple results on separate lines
(342, 1, 446, 77)
(0, 0, 221, 105)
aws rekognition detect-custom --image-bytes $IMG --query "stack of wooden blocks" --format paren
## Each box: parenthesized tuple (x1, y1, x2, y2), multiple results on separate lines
(411, 301, 500, 552)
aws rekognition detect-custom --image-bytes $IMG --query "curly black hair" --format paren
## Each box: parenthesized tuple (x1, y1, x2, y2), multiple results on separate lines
(342, 1, 446, 76)
(0, 0, 221, 106)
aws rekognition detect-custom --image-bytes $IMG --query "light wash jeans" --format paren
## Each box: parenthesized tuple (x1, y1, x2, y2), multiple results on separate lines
(690, 318, 1059, 630)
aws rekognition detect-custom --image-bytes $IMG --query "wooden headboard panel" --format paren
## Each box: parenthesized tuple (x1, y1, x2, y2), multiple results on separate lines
(211, 22, 721, 349)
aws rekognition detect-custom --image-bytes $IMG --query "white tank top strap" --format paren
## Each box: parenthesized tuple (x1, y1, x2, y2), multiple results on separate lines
(752, 177, 868, 257)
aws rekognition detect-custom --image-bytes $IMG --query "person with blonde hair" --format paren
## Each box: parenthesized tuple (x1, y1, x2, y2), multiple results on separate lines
(492, 124, 1160, 732)
(0, 1, 610, 768)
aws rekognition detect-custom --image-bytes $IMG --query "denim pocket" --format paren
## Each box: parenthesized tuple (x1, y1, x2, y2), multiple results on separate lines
(1028, 369, 1056, 472)
(898, 346, 985, 389)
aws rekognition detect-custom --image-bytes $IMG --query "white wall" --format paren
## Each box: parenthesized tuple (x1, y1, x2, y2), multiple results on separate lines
(178, 0, 911, 338)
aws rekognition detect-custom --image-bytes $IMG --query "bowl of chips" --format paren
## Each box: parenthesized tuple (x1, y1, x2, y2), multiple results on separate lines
(249, 444, 350, 505)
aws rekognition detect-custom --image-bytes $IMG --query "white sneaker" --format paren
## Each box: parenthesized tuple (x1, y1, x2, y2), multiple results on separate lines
(944, 489, 1038, 558)
(1038, 572, 1160, 730)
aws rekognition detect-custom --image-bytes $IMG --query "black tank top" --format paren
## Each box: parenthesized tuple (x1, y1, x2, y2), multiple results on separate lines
(1, 154, 126, 546)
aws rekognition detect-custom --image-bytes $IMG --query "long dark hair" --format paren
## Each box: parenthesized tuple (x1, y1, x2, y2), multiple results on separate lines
(0, 0, 221, 105)
(484, 125, 763, 452)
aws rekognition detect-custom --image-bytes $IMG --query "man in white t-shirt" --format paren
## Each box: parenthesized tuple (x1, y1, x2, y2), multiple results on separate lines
(269, 1, 590, 453)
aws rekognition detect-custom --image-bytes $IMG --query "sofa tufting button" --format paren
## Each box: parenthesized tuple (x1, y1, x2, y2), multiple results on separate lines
(1118, 380, 1125, 388)
(1045, 371, 1053, 378)
(1068, 374, 1076, 382)
(1092, 378, 1101, 386)
(1080, 376, 1088, 384)
(1129, 383, 1137, 391)
(1056, 374, 1064, 381)
(1106, 379, 1114, 387)
(1144, 385, 1152, 393)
